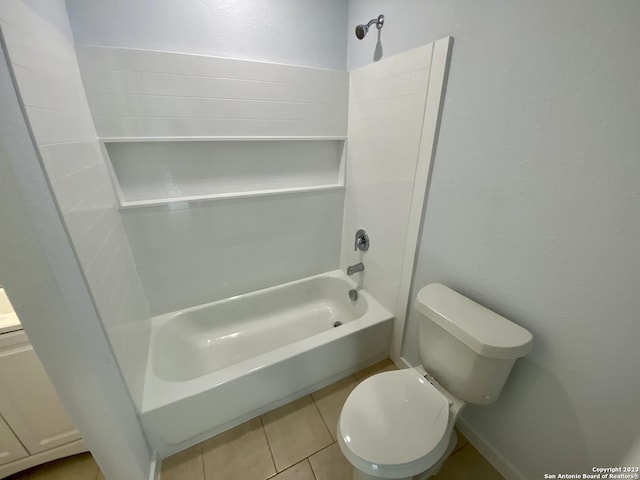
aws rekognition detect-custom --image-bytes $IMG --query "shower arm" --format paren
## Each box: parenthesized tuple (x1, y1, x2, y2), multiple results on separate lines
(366, 15, 384, 30)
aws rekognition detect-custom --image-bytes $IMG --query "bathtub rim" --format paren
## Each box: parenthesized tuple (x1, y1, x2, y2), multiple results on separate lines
(141, 269, 392, 413)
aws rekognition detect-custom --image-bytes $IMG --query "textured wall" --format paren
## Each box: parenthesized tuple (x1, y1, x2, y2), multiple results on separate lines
(66, 0, 348, 70)
(349, 0, 640, 478)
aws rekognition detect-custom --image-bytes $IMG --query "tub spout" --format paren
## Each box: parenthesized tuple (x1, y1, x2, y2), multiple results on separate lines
(347, 262, 364, 275)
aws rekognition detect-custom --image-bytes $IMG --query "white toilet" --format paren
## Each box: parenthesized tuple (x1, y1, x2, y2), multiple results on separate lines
(338, 284, 533, 480)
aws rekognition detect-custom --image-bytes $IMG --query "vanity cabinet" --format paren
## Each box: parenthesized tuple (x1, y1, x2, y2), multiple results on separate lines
(0, 415, 27, 466)
(0, 330, 86, 478)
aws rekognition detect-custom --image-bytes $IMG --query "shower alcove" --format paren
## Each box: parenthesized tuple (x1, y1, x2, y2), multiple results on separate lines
(82, 37, 453, 457)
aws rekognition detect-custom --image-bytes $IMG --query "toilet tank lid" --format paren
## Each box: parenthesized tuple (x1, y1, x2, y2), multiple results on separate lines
(415, 284, 533, 359)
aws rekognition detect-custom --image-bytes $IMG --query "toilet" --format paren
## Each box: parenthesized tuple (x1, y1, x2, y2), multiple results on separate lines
(338, 284, 533, 480)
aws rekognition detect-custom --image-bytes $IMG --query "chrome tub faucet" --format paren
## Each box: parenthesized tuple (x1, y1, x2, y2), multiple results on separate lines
(347, 262, 364, 275)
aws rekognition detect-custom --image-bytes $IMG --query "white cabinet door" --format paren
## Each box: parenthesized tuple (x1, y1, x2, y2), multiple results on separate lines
(0, 414, 27, 466)
(0, 331, 81, 455)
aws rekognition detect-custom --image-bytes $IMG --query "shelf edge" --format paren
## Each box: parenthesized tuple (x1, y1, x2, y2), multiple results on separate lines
(119, 184, 345, 210)
(101, 136, 347, 143)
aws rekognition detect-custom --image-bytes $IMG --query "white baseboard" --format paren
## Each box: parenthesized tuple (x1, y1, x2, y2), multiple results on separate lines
(397, 356, 414, 369)
(150, 452, 161, 480)
(455, 418, 525, 480)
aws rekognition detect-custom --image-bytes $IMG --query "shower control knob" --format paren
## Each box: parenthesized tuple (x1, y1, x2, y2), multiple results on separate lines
(354, 229, 369, 252)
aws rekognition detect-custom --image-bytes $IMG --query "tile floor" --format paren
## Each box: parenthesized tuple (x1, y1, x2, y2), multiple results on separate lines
(6, 360, 504, 480)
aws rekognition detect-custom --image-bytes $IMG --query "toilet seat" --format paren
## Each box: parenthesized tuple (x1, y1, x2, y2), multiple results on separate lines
(338, 369, 452, 479)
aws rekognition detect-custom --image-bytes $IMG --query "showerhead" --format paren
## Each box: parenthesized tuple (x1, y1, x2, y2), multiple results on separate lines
(355, 24, 368, 40)
(355, 14, 384, 40)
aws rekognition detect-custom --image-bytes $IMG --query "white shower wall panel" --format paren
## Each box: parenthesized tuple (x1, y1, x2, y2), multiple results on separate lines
(122, 190, 344, 315)
(340, 44, 433, 330)
(75, 46, 348, 138)
(0, 1, 151, 410)
(72, 46, 348, 316)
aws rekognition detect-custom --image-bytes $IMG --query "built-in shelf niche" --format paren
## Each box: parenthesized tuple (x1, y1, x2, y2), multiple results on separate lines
(102, 137, 346, 209)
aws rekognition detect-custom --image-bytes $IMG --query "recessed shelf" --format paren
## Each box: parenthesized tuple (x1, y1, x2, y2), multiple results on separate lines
(101, 138, 346, 209)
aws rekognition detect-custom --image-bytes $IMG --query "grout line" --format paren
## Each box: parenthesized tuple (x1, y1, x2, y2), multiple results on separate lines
(87, 91, 345, 107)
(271, 437, 333, 475)
(198, 441, 205, 480)
(306, 442, 339, 480)
(448, 443, 469, 460)
(303, 441, 335, 465)
(310, 394, 334, 441)
(49, 159, 103, 184)
(259, 416, 278, 473)
(81, 67, 348, 89)
(307, 457, 319, 480)
(266, 459, 317, 480)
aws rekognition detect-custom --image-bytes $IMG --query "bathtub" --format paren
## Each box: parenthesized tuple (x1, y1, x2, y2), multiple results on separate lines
(140, 270, 393, 457)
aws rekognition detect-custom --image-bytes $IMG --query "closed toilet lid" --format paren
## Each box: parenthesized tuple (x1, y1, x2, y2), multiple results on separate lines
(339, 369, 450, 469)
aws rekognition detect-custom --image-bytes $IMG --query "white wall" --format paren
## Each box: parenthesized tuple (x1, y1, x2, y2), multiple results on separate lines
(75, 45, 348, 138)
(0, 7, 151, 479)
(0, 0, 151, 410)
(75, 46, 347, 314)
(66, 0, 348, 70)
(122, 191, 344, 315)
(348, 0, 640, 478)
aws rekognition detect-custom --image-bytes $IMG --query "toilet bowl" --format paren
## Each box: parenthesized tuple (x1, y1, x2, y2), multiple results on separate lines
(338, 368, 462, 480)
(338, 284, 533, 480)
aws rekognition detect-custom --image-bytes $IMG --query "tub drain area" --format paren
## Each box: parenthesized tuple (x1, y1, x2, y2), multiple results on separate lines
(333, 321, 343, 327)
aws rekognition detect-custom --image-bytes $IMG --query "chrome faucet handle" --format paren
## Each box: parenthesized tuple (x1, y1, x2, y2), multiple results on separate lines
(354, 229, 369, 252)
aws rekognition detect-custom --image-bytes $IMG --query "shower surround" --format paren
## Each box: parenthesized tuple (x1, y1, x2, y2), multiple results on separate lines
(76, 45, 349, 315)
(73, 40, 450, 456)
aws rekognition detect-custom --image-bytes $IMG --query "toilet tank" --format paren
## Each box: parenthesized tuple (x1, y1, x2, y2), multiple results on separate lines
(415, 284, 533, 405)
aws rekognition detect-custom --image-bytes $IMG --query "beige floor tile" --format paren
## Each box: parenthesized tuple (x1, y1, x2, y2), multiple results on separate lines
(433, 445, 504, 480)
(27, 453, 99, 480)
(161, 443, 204, 480)
(202, 417, 275, 480)
(353, 358, 398, 381)
(262, 395, 333, 472)
(308, 443, 353, 480)
(270, 460, 316, 480)
(452, 429, 469, 454)
(311, 375, 358, 440)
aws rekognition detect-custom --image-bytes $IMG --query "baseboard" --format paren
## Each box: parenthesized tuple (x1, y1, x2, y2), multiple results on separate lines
(0, 439, 87, 479)
(455, 418, 525, 480)
(397, 356, 414, 369)
(150, 452, 161, 480)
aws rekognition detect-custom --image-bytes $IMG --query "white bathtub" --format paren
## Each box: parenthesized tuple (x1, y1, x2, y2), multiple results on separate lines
(140, 270, 393, 457)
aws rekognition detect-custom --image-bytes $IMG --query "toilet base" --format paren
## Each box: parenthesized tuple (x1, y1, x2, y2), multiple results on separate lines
(350, 431, 458, 480)
(352, 470, 412, 480)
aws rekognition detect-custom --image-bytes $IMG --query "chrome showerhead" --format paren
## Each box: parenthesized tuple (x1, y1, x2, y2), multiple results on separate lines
(355, 14, 384, 40)
(355, 24, 368, 40)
